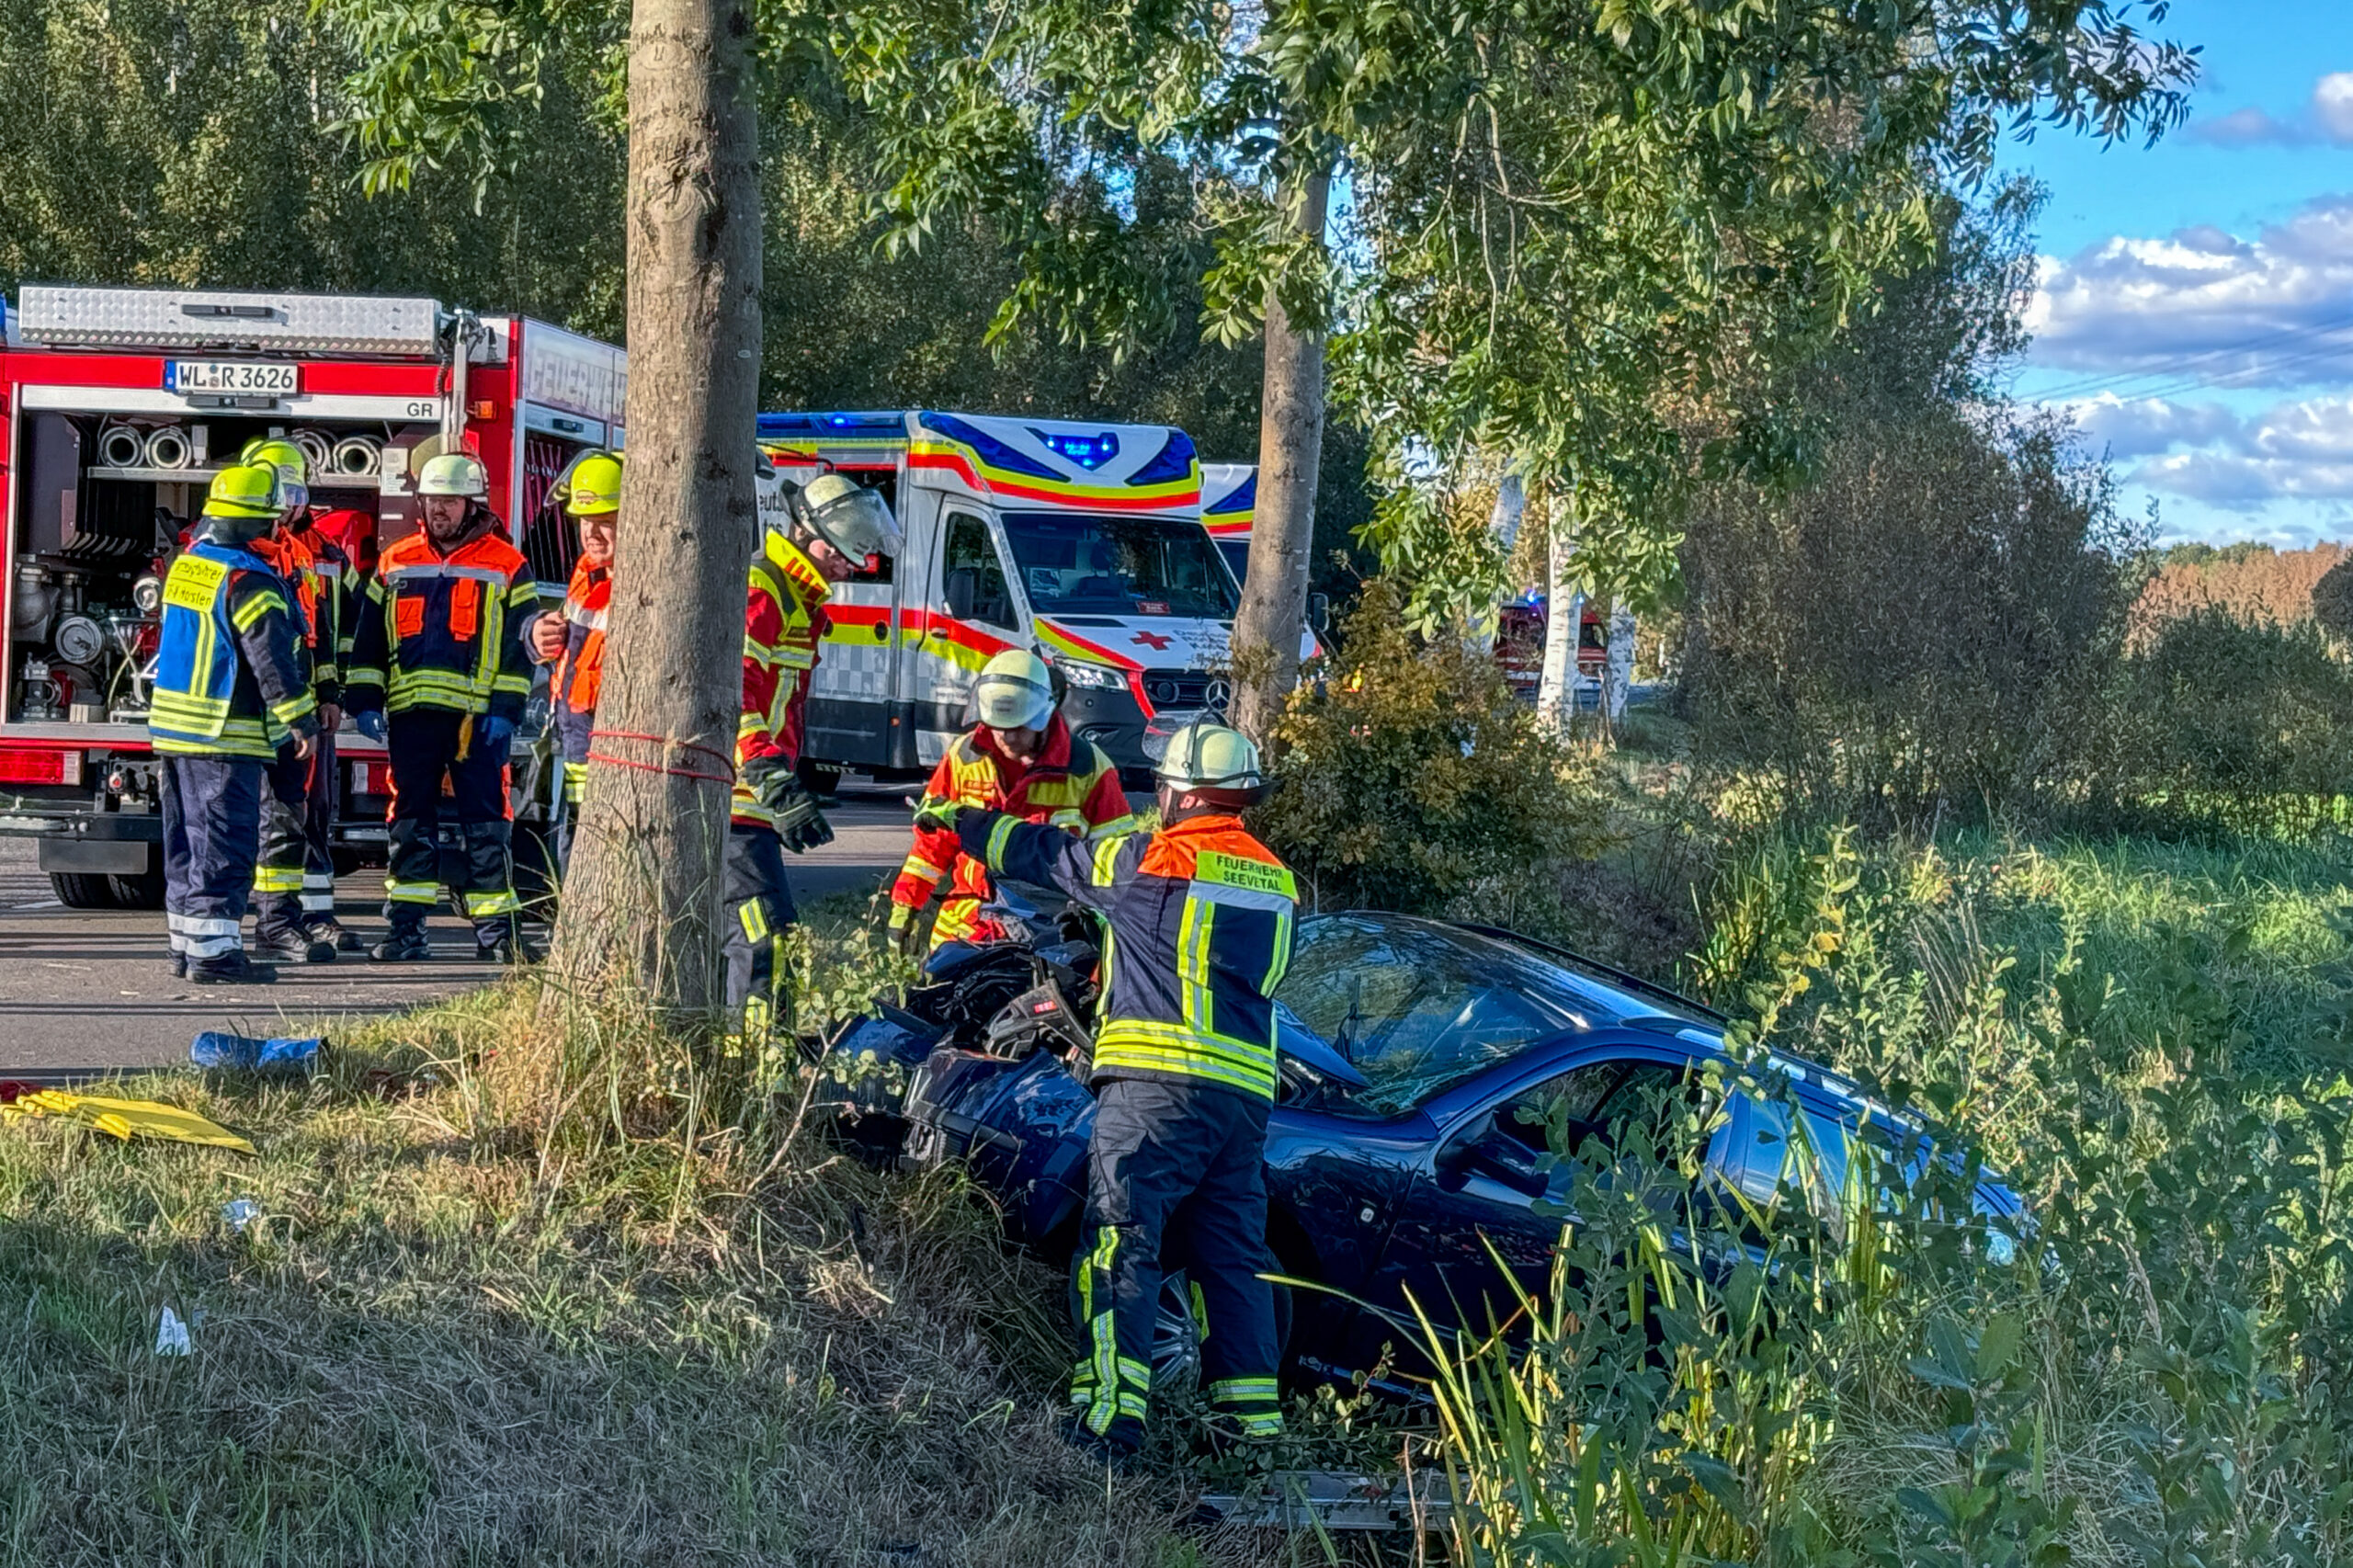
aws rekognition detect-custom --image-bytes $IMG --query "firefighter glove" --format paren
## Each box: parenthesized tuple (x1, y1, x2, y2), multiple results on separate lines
(353, 710, 387, 743)
(473, 713, 516, 761)
(886, 901, 926, 956)
(911, 799, 969, 835)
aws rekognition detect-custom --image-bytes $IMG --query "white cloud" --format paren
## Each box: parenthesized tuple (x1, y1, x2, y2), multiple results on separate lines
(2026, 196, 2353, 387)
(2067, 395, 2353, 511)
(2186, 70, 2353, 146)
(2069, 393, 2242, 457)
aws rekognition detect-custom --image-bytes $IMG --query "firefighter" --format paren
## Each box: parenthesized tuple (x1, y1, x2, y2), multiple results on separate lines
(244, 437, 358, 962)
(343, 452, 539, 963)
(151, 463, 321, 984)
(917, 722, 1295, 1459)
(528, 450, 620, 869)
(728, 472, 900, 1036)
(889, 649, 1131, 957)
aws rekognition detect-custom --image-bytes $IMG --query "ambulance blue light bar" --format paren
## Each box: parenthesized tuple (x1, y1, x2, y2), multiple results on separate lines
(1029, 428, 1120, 470)
(756, 411, 907, 439)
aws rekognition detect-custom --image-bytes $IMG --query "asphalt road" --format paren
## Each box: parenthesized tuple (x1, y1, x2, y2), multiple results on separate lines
(0, 793, 915, 1074)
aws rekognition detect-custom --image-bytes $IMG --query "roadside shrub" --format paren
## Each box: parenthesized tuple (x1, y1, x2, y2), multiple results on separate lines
(2103, 609, 2353, 837)
(1255, 580, 1610, 915)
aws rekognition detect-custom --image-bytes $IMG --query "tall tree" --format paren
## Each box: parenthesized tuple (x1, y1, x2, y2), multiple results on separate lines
(339, 0, 761, 1015)
(549, 0, 763, 1014)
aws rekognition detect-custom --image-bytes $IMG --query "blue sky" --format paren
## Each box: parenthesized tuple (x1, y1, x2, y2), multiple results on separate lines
(1994, 0, 2353, 548)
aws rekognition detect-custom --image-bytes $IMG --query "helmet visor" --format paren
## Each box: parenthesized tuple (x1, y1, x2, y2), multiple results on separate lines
(806, 485, 903, 561)
(975, 672, 1054, 732)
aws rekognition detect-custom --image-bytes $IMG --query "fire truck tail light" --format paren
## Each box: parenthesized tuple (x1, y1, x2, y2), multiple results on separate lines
(0, 751, 74, 786)
(471, 400, 496, 419)
(352, 761, 391, 795)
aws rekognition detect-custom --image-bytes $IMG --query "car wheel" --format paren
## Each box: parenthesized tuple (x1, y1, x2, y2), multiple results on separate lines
(108, 863, 165, 910)
(49, 871, 119, 909)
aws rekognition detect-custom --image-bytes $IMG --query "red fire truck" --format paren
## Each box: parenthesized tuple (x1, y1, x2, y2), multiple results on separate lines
(0, 285, 625, 907)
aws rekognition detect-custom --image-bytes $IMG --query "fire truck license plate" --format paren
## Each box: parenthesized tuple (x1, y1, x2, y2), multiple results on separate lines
(165, 360, 300, 396)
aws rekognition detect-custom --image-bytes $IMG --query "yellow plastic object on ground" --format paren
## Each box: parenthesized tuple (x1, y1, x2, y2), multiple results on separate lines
(0, 1089, 255, 1153)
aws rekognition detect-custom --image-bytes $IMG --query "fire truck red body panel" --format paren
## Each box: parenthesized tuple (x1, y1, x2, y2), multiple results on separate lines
(0, 285, 623, 902)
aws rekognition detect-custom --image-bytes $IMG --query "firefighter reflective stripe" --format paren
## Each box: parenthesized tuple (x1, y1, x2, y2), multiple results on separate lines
(268, 689, 317, 730)
(1177, 896, 1215, 1035)
(1091, 835, 1128, 887)
(230, 588, 283, 633)
(563, 762, 587, 804)
(1208, 1378, 1283, 1436)
(737, 898, 786, 1039)
(385, 878, 439, 905)
(252, 864, 304, 895)
(984, 813, 1019, 866)
(1069, 1227, 1154, 1437)
(897, 854, 944, 887)
(301, 872, 335, 915)
(165, 911, 240, 959)
(464, 889, 519, 917)
(1088, 812, 1136, 840)
(1092, 1018, 1279, 1101)
(380, 562, 513, 588)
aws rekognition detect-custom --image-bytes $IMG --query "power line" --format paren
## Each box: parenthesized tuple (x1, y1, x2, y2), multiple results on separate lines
(2025, 301, 2353, 403)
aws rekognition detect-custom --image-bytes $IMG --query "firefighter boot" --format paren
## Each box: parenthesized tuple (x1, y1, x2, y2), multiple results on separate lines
(191, 949, 278, 986)
(256, 927, 337, 965)
(370, 913, 434, 964)
(312, 917, 365, 954)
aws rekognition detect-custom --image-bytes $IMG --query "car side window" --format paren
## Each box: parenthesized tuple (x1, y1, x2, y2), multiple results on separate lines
(1494, 1061, 1685, 1161)
(942, 511, 1014, 629)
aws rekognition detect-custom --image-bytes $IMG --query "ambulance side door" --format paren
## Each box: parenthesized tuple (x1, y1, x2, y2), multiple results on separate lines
(911, 505, 1021, 770)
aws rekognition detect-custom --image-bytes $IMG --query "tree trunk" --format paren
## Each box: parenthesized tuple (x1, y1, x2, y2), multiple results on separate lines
(549, 0, 762, 1017)
(1537, 490, 1584, 734)
(1228, 167, 1331, 745)
(1603, 601, 1638, 724)
(1470, 464, 1525, 653)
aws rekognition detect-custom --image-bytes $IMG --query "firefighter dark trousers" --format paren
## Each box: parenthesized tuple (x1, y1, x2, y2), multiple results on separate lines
(256, 730, 336, 940)
(1071, 1077, 1282, 1448)
(160, 756, 265, 961)
(722, 824, 799, 1037)
(383, 709, 518, 945)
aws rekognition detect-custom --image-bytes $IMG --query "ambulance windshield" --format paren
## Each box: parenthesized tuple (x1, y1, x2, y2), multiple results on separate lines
(1000, 512, 1239, 619)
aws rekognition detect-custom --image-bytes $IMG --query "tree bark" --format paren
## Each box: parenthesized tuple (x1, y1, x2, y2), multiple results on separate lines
(549, 0, 762, 1017)
(1603, 601, 1638, 724)
(1537, 490, 1584, 734)
(1228, 167, 1331, 745)
(1470, 464, 1525, 653)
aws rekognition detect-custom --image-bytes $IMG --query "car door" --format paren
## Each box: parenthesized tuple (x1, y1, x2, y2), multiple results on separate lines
(1363, 1048, 1715, 1371)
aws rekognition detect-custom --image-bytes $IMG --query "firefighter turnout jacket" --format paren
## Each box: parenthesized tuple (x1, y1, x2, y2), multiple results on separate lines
(894, 716, 1131, 948)
(734, 532, 831, 827)
(953, 811, 1298, 1101)
(253, 517, 355, 712)
(345, 521, 535, 721)
(545, 555, 610, 801)
(151, 541, 319, 759)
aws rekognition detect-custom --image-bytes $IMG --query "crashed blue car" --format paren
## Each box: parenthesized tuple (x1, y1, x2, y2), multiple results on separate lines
(833, 909, 2024, 1393)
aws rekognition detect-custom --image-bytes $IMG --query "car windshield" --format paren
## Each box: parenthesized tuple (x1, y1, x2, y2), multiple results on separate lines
(1000, 511, 1238, 619)
(1276, 915, 1621, 1116)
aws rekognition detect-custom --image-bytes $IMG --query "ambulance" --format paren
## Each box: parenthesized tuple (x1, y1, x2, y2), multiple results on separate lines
(760, 411, 1300, 783)
(0, 284, 625, 906)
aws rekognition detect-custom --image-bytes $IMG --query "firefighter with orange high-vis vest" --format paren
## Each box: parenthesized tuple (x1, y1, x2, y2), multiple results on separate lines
(726, 470, 902, 1036)
(889, 649, 1131, 957)
(343, 452, 539, 964)
(529, 450, 620, 868)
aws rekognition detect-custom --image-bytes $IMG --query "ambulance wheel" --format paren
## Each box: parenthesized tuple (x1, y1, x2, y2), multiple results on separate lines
(108, 864, 165, 909)
(50, 872, 119, 909)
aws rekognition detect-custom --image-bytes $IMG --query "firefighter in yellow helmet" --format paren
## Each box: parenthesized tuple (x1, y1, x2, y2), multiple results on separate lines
(915, 722, 1294, 1460)
(528, 450, 620, 869)
(153, 464, 320, 983)
(242, 437, 360, 960)
(888, 649, 1131, 959)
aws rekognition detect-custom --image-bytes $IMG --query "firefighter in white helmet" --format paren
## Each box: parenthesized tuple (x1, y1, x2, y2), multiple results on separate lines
(888, 649, 1131, 957)
(726, 469, 902, 1036)
(344, 452, 540, 962)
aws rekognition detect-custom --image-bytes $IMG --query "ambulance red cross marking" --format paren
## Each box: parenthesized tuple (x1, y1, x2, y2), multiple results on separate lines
(1131, 630, 1174, 651)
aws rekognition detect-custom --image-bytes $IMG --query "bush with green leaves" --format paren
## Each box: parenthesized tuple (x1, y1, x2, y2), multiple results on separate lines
(1254, 581, 1610, 916)
(1417, 822, 2353, 1564)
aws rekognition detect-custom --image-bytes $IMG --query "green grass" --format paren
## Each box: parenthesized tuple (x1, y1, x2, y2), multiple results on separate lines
(0, 985, 1292, 1566)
